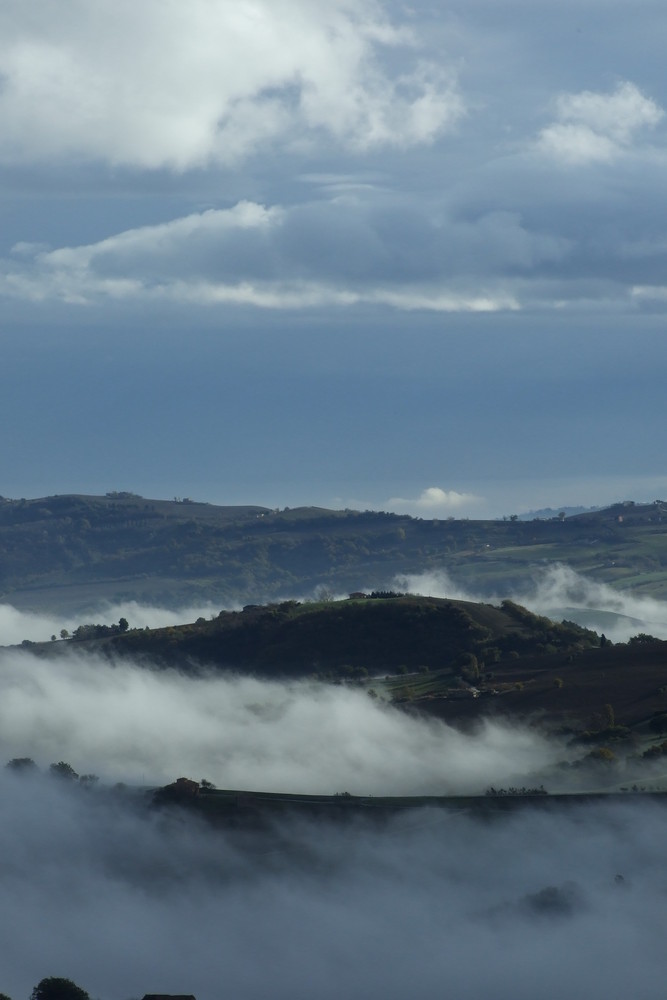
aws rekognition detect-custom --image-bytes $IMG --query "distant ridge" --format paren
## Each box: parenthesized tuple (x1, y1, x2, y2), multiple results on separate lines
(1, 493, 667, 612)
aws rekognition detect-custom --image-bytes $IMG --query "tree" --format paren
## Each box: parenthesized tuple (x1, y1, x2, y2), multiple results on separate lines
(49, 761, 79, 781)
(31, 979, 90, 1000)
(629, 632, 657, 645)
(118, 617, 129, 632)
(6, 757, 37, 773)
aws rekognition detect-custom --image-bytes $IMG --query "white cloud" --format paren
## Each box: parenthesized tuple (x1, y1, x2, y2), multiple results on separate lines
(537, 82, 663, 164)
(631, 284, 667, 305)
(387, 487, 483, 515)
(0, 0, 464, 169)
(0, 200, 519, 313)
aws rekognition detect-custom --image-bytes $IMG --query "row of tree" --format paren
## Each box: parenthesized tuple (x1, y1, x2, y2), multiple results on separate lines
(6, 758, 97, 785)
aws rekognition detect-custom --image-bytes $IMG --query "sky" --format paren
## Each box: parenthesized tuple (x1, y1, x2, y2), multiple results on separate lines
(2, 0, 667, 518)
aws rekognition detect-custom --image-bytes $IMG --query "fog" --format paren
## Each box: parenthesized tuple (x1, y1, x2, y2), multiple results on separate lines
(0, 648, 560, 792)
(4, 561, 666, 651)
(1, 604, 666, 999)
(0, 600, 222, 647)
(397, 564, 667, 643)
(2, 769, 667, 1000)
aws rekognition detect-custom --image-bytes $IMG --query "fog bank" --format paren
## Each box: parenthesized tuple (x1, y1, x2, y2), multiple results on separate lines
(0, 600, 222, 647)
(4, 562, 666, 650)
(2, 773, 667, 1000)
(0, 648, 558, 792)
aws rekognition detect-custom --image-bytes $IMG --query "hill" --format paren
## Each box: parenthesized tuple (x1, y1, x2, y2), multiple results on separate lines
(1, 493, 667, 613)
(44, 593, 599, 679)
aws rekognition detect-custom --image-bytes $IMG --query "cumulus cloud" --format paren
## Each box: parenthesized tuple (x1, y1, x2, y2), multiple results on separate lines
(537, 81, 664, 164)
(2, 8, 667, 320)
(387, 486, 483, 516)
(0, 0, 464, 169)
(0, 198, 523, 312)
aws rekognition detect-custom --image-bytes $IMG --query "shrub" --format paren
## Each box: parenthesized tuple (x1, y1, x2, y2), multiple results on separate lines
(49, 761, 79, 781)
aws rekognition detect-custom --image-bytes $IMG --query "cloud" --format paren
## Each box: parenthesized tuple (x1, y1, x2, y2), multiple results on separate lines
(0, 198, 522, 312)
(387, 487, 483, 516)
(536, 82, 664, 164)
(2, 14, 667, 322)
(0, 0, 464, 169)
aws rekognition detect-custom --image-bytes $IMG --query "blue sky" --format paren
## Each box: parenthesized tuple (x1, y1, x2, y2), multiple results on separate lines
(1, 0, 666, 517)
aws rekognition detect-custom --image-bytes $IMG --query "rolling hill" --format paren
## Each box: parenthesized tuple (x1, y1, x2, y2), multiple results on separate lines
(1, 493, 667, 613)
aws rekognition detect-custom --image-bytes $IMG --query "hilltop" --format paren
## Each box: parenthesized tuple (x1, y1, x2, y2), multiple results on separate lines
(55, 592, 599, 678)
(1, 492, 667, 612)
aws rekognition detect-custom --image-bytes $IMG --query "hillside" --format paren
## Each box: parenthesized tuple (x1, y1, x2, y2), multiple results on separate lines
(44, 593, 599, 678)
(1, 493, 667, 612)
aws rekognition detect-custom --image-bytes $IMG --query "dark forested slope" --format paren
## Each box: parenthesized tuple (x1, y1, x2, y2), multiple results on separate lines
(47, 593, 598, 677)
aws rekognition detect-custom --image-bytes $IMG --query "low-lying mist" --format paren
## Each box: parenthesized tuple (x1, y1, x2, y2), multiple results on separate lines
(0, 647, 558, 792)
(397, 564, 667, 643)
(2, 771, 667, 1000)
(0, 599, 222, 647)
(4, 562, 665, 652)
(2, 588, 667, 999)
